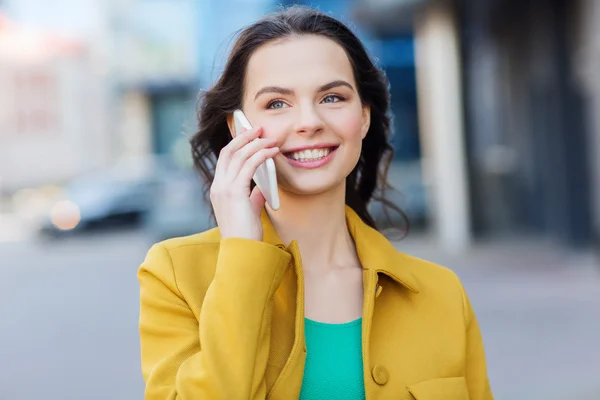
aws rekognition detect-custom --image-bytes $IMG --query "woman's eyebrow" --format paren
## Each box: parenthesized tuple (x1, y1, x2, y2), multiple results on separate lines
(254, 86, 293, 100)
(317, 80, 354, 93)
(254, 80, 354, 101)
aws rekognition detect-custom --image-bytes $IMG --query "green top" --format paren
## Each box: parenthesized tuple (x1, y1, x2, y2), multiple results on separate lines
(299, 317, 365, 400)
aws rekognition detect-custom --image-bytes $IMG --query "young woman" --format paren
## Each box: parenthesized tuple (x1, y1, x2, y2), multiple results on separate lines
(138, 6, 493, 400)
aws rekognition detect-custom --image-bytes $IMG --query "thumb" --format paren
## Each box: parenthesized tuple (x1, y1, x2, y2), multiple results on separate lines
(249, 185, 266, 214)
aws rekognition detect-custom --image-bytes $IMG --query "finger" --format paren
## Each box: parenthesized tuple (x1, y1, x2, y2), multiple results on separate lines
(226, 137, 278, 180)
(222, 126, 263, 159)
(214, 127, 263, 180)
(249, 185, 266, 213)
(236, 147, 280, 185)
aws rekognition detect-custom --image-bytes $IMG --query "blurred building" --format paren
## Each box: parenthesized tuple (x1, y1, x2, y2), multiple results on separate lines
(107, 0, 199, 168)
(356, 0, 600, 251)
(578, 0, 600, 252)
(0, 0, 203, 192)
(0, 13, 110, 193)
(110, 0, 276, 168)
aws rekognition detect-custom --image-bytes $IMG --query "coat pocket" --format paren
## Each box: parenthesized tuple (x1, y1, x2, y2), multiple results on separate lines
(407, 377, 470, 400)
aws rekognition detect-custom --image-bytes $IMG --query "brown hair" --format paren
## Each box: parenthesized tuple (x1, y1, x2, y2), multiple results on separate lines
(190, 5, 406, 231)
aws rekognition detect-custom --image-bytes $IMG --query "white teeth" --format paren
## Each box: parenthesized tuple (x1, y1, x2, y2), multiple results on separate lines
(289, 148, 332, 161)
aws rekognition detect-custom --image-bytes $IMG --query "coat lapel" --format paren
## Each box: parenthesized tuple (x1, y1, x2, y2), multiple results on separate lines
(260, 210, 306, 398)
(345, 206, 420, 293)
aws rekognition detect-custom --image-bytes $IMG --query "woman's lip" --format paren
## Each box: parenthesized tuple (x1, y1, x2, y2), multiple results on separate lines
(284, 147, 338, 169)
(282, 143, 339, 153)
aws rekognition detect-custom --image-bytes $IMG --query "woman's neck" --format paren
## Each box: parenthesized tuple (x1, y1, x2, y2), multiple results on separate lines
(266, 183, 357, 271)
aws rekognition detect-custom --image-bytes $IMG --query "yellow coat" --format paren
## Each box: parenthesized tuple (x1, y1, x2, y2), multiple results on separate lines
(138, 206, 494, 399)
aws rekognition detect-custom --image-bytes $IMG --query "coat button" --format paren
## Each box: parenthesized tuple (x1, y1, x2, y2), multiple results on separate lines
(375, 285, 383, 298)
(371, 365, 389, 385)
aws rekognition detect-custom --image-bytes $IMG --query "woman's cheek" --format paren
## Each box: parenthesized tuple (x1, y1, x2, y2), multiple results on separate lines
(241, 108, 285, 140)
(259, 120, 290, 143)
(328, 112, 364, 141)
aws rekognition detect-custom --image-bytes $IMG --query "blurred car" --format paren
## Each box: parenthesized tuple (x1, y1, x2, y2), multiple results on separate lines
(38, 160, 159, 238)
(143, 165, 215, 242)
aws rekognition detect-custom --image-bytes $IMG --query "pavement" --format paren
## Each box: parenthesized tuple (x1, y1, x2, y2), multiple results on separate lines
(0, 224, 598, 400)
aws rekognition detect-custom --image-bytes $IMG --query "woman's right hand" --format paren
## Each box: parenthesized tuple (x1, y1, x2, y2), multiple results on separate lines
(210, 126, 279, 242)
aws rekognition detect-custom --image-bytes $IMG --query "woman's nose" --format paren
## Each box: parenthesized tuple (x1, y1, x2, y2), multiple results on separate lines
(293, 105, 324, 137)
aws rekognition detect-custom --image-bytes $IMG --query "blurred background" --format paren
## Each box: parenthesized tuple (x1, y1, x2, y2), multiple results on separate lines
(0, 0, 598, 399)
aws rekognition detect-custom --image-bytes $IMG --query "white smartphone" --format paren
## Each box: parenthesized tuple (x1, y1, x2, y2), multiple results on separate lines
(232, 110, 280, 211)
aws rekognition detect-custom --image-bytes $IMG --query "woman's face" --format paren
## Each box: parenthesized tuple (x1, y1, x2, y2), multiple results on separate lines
(238, 35, 370, 196)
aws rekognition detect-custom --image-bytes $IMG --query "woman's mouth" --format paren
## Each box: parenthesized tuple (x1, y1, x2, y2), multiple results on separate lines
(284, 146, 338, 162)
(283, 146, 339, 169)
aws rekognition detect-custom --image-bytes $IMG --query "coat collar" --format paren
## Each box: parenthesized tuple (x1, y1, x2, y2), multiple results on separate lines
(261, 205, 420, 293)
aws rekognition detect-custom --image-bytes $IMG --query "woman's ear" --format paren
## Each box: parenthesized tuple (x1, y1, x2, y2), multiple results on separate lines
(226, 114, 237, 138)
(361, 105, 371, 139)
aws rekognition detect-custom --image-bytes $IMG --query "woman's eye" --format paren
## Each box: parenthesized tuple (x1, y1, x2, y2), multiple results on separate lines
(322, 94, 343, 104)
(267, 100, 287, 109)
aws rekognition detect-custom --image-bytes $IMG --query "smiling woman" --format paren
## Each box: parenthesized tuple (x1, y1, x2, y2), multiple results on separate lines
(137, 5, 494, 400)
(240, 34, 370, 196)
(191, 9, 397, 228)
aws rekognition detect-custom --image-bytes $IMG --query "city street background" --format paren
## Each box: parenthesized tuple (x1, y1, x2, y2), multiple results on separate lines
(2, 0, 600, 399)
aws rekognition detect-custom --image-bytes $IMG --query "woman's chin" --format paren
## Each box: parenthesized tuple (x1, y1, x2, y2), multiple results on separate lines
(278, 178, 345, 197)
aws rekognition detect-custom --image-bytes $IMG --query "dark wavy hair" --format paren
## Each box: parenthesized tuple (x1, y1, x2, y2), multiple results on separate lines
(190, 5, 406, 231)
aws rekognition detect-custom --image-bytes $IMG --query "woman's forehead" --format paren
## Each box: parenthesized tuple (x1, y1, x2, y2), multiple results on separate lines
(244, 35, 355, 94)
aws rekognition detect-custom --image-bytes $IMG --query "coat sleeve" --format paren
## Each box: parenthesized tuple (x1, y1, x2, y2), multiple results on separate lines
(461, 285, 494, 400)
(138, 238, 291, 399)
